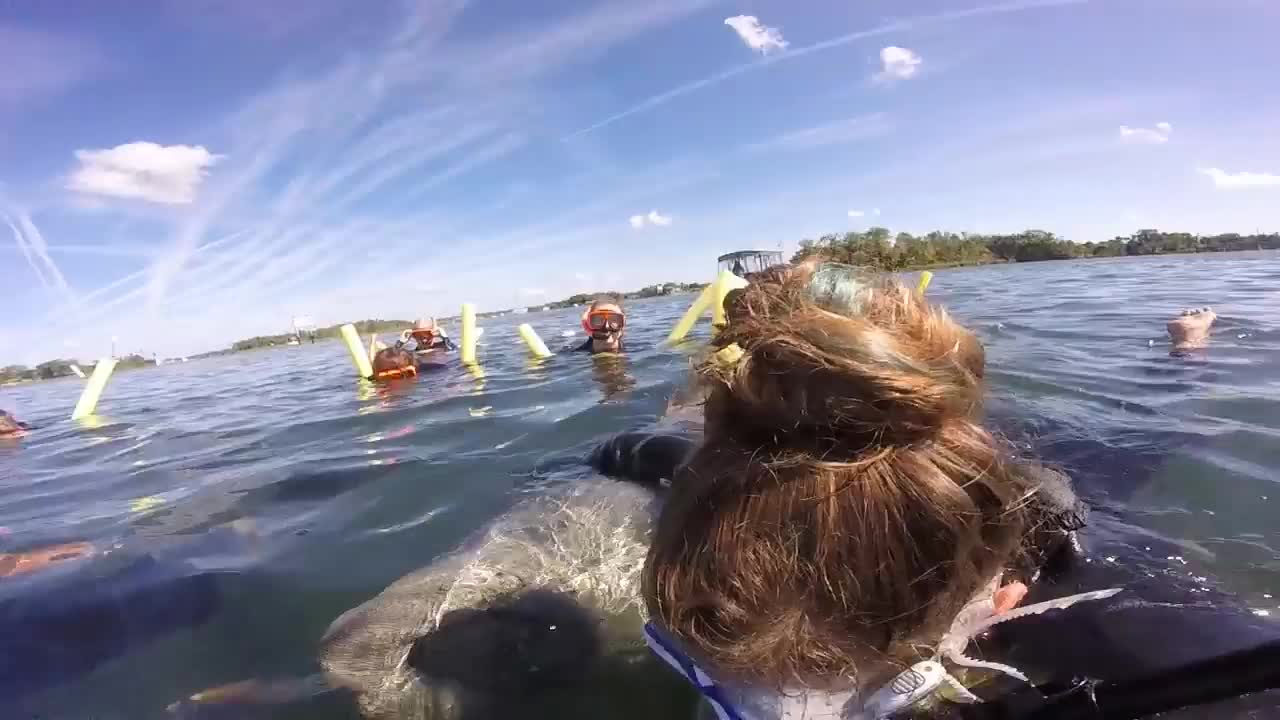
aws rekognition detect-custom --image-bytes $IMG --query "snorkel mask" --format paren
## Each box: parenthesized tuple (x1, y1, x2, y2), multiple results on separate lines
(644, 575, 1121, 720)
(583, 309, 625, 339)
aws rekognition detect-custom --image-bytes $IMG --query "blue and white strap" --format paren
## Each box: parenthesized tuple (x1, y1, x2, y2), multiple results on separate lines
(644, 623, 748, 720)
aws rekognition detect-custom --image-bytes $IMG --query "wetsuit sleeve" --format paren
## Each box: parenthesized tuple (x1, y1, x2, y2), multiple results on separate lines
(562, 338, 593, 354)
(589, 433, 696, 488)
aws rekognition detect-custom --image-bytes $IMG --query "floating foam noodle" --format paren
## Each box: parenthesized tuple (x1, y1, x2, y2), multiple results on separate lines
(460, 303, 478, 366)
(69, 364, 87, 380)
(666, 284, 716, 344)
(712, 269, 749, 328)
(340, 324, 374, 379)
(71, 357, 118, 420)
(367, 334, 380, 363)
(517, 324, 553, 359)
(917, 270, 933, 295)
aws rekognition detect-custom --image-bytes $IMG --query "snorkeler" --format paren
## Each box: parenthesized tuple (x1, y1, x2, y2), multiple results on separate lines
(403, 318, 458, 352)
(569, 296, 626, 354)
(0, 410, 29, 438)
(367, 319, 459, 380)
(1167, 306, 1216, 351)
(594, 263, 1279, 719)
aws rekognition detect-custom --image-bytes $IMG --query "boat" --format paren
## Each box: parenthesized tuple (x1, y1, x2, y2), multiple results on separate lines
(717, 249, 784, 278)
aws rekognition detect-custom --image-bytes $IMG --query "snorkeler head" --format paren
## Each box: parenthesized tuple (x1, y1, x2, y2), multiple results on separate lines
(583, 296, 625, 353)
(0, 410, 28, 437)
(372, 347, 414, 375)
(643, 261, 1036, 690)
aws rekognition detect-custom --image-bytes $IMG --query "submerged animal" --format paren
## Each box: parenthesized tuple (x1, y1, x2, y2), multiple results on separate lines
(175, 477, 692, 719)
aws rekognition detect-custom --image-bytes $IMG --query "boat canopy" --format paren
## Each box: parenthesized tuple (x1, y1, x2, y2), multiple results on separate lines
(717, 250, 784, 277)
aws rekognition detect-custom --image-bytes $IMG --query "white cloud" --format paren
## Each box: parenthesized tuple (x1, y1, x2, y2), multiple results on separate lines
(847, 210, 865, 218)
(724, 15, 787, 55)
(646, 209, 672, 226)
(1119, 122, 1172, 144)
(630, 210, 673, 229)
(872, 208, 881, 216)
(67, 142, 222, 204)
(876, 46, 922, 82)
(1198, 167, 1280, 189)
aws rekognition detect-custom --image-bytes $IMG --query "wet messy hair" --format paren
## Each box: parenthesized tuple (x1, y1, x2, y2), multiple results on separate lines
(643, 262, 1037, 689)
(590, 294, 623, 310)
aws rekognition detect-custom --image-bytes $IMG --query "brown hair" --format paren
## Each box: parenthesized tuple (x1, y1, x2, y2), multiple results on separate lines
(589, 294, 623, 310)
(643, 262, 1038, 690)
(372, 347, 413, 374)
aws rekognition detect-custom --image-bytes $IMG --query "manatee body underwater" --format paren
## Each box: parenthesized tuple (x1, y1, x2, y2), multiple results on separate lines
(318, 478, 696, 720)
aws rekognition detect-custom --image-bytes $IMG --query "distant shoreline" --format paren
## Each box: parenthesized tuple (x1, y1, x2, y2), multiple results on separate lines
(5, 240, 1274, 383)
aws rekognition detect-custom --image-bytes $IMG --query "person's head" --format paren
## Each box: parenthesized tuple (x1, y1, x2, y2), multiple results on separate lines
(372, 347, 414, 375)
(643, 262, 1038, 693)
(0, 410, 26, 437)
(583, 296, 625, 353)
(410, 317, 439, 346)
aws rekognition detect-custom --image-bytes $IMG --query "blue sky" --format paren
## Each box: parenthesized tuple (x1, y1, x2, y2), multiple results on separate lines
(2, 0, 1278, 362)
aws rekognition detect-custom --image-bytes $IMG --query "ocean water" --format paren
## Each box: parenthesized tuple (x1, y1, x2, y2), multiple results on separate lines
(1, 252, 1278, 719)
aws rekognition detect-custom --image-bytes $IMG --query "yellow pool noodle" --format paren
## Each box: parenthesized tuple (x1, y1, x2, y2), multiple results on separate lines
(917, 270, 933, 295)
(71, 357, 118, 420)
(69, 363, 87, 380)
(712, 269, 750, 328)
(340, 324, 374, 379)
(368, 333, 379, 363)
(666, 284, 715, 344)
(460, 303, 478, 365)
(517, 323, 553, 359)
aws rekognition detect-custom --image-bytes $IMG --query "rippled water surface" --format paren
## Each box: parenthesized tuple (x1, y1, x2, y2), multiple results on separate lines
(3, 252, 1278, 719)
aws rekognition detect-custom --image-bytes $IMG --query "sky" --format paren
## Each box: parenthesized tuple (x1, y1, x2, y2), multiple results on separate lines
(2, 0, 1278, 363)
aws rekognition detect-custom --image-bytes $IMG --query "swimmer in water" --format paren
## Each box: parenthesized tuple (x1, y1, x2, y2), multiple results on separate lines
(600, 263, 1280, 718)
(0, 410, 29, 438)
(368, 319, 459, 378)
(569, 296, 625, 354)
(1167, 306, 1216, 351)
(371, 346, 416, 376)
(404, 318, 457, 353)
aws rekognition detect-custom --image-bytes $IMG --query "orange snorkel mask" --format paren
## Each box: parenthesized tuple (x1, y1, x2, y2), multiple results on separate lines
(582, 309, 625, 336)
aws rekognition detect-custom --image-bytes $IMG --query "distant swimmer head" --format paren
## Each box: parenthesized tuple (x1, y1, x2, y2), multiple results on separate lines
(372, 347, 414, 375)
(582, 295, 625, 354)
(410, 317, 441, 346)
(0, 410, 28, 437)
(644, 260, 1040, 695)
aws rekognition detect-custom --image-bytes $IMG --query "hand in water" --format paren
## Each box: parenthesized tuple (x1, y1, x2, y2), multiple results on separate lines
(1166, 307, 1216, 350)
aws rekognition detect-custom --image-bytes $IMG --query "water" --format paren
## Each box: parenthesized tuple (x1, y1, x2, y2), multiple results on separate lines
(2, 252, 1278, 719)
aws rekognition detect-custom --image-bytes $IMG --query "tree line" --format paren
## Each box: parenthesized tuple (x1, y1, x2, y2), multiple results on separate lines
(1, 355, 154, 385)
(226, 319, 414, 353)
(793, 228, 1280, 270)
(547, 282, 709, 311)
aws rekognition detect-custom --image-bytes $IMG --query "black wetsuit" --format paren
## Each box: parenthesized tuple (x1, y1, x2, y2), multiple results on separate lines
(587, 431, 1280, 714)
(568, 337, 625, 354)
